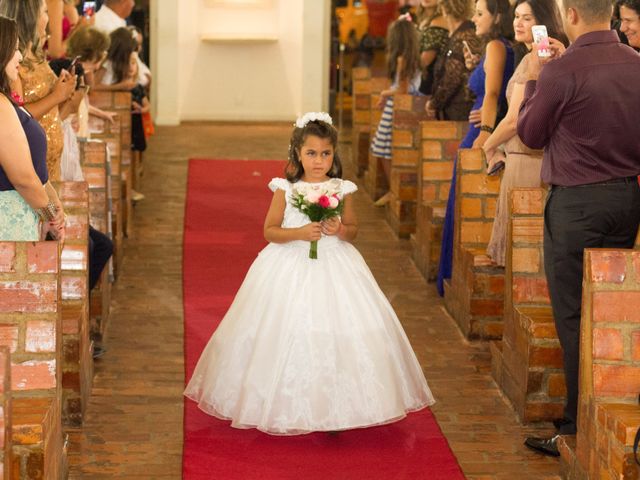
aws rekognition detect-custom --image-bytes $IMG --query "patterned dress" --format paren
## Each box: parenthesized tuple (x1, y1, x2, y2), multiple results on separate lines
(419, 24, 449, 95)
(20, 60, 63, 182)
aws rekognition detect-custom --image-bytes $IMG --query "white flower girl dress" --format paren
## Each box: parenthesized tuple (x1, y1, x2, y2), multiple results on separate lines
(184, 177, 434, 435)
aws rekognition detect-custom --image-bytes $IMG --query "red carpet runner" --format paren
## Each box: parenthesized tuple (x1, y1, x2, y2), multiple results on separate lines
(183, 159, 465, 479)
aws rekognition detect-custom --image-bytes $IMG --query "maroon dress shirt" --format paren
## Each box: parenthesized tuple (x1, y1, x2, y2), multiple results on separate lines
(517, 30, 640, 186)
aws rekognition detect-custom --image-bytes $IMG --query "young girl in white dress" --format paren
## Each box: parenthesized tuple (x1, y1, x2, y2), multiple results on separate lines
(184, 112, 434, 435)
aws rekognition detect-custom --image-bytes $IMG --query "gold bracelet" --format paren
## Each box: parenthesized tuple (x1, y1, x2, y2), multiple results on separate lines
(35, 202, 57, 222)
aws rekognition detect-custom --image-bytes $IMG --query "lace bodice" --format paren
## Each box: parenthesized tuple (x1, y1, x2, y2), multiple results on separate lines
(268, 177, 358, 230)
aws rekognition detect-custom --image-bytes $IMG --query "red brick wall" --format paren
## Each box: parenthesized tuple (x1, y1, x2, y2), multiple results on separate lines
(577, 249, 640, 479)
(0, 346, 11, 480)
(352, 67, 372, 177)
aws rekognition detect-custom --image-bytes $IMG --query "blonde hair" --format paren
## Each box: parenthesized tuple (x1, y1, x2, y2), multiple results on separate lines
(440, 0, 474, 20)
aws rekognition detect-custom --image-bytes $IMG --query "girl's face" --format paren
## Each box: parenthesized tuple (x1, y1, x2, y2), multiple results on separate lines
(472, 0, 497, 36)
(128, 51, 138, 79)
(37, 1, 49, 43)
(620, 5, 640, 48)
(513, 2, 536, 44)
(297, 134, 335, 183)
(4, 40, 23, 82)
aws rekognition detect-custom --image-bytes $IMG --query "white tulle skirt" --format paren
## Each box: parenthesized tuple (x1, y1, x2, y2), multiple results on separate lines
(184, 237, 435, 435)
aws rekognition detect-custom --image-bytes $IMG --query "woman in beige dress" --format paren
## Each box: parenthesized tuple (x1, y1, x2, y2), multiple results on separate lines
(483, 0, 566, 266)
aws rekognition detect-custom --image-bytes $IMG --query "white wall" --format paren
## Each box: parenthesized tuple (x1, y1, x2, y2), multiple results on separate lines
(151, 0, 330, 124)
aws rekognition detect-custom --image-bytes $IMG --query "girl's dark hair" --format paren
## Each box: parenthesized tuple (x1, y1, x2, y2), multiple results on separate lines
(482, 0, 515, 40)
(0, 0, 44, 70)
(107, 27, 137, 83)
(514, 0, 568, 46)
(386, 18, 421, 81)
(286, 120, 342, 182)
(0, 15, 18, 99)
(67, 26, 110, 62)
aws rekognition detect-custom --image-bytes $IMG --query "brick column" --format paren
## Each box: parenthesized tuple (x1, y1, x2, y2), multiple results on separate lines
(411, 120, 467, 281)
(0, 346, 11, 480)
(569, 249, 640, 479)
(78, 139, 112, 339)
(351, 67, 372, 177)
(363, 77, 391, 200)
(55, 182, 93, 427)
(0, 241, 64, 479)
(444, 148, 504, 339)
(385, 94, 430, 238)
(490, 188, 563, 422)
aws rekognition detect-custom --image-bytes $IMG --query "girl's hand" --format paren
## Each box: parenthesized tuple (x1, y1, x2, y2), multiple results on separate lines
(132, 101, 142, 113)
(299, 222, 322, 241)
(54, 70, 76, 103)
(321, 217, 341, 236)
(99, 110, 117, 125)
(468, 108, 482, 127)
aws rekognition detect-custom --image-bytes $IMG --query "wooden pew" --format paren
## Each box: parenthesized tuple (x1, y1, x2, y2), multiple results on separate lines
(55, 182, 93, 428)
(0, 241, 64, 479)
(444, 148, 504, 339)
(385, 94, 431, 238)
(78, 139, 112, 343)
(363, 76, 391, 201)
(490, 188, 564, 422)
(0, 346, 11, 479)
(351, 67, 372, 178)
(559, 249, 640, 479)
(411, 120, 467, 281)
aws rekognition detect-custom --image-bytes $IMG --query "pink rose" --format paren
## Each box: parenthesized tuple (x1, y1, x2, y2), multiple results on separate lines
(318, 195, 331, 208)
(329, 196, 339, 208)
(305, 190, 321, 203)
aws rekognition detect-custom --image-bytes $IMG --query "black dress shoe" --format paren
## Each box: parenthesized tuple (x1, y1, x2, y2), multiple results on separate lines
(524, 435, 560, 457)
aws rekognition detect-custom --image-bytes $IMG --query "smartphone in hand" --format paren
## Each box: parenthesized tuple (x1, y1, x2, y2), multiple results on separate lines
(532, 25, 551, 58)
(462, 40, 472, 57)
(83, 1, 96, 19)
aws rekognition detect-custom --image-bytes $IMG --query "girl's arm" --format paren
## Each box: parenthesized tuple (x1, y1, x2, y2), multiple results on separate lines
(59, 88, 85, 121)
(395, 55, 409, 95)
(263, 190, 322, 243)
(93, 67, 137, 92)
(472, 39, 507, 148)
(140, 96, 150, 114)
(88, 104, 117, 124)
(0, 97, 50, 209)
(46, 0, 66, 59)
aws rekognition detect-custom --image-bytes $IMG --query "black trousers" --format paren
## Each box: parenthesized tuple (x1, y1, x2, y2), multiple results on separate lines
(89, 226, 113, 291)
(544, 179, 640, 434)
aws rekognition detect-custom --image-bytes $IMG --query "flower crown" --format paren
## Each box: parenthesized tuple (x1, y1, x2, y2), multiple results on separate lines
(294, 112, 333, 129)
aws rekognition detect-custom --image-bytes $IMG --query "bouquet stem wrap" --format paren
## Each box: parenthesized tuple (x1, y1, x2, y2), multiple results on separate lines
(310, 240, 319, 259)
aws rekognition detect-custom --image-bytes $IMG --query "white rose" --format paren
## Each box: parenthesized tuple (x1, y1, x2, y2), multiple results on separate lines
(329, 196, 339, 208)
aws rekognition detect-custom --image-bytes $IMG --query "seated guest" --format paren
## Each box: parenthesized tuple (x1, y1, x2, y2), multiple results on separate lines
(618, 0, 640, 48)
(483, 0, 567, 266)
(0, 15, 65, 241)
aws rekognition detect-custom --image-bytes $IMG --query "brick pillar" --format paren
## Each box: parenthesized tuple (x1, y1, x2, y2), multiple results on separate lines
(444, 148, 504, 339)
(0, 346, 11, 480)
(0, 241, 63, 479)
(55, 182, 93, 427)
(570, 249, 640, 479)
(385, 94, 430, 238)
(490, 188, 563, 422)
(363, 76, 391, 200)
(411, 120, 467, 281)
(351, 67, 372, 177)
(88, 91, 130, 276)
(78, 139, 112, 341)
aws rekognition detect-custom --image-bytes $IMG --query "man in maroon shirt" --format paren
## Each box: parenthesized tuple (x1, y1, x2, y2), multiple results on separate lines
(517, 0, 640, 458)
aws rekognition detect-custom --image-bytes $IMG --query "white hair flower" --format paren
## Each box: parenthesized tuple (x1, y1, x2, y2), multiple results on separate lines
(294, 112, 333, 129)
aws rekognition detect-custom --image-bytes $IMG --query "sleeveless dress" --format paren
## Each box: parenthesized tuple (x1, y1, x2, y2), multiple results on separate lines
(486, 53, 544, 266)
(371, 68, 423, 159)
(184, 178, 435, 435)
(437, 39, 515, 296)
(0, 103, 49, 241)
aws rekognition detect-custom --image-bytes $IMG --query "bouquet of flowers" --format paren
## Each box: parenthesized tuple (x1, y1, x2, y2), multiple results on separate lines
(291, 180, 343, 259)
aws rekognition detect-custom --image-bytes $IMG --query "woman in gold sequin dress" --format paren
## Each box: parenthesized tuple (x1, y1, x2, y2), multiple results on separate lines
(0, 0, 76, 181)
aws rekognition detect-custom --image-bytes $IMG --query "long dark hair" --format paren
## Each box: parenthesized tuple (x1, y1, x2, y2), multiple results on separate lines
(286, 120, 342, 182)
(482, 0, 514, 40)
(514, 0, 568, 44)
(0, 0, 44, 70)
(386, 18, 421, 81)
(0, 15, 18, 99)
(107, 27, 137, 83)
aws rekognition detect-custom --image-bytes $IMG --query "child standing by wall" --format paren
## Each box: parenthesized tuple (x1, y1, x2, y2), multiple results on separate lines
(185, 113, 434, 435)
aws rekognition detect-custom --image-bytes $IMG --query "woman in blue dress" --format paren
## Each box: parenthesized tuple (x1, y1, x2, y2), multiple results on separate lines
(435, 0, 515, 296)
